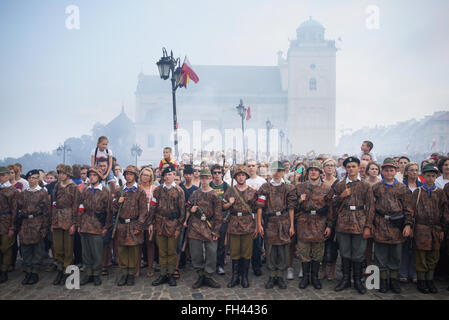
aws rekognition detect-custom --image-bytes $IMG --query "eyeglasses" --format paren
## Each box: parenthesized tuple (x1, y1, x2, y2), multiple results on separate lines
(324, 164, 335, 168)
(407, 169, 419, 172)
(212, 171, 222, 175)
(193, 169, 200, 172)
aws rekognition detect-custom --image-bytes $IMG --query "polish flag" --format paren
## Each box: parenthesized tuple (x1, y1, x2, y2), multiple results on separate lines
(430, 138, 436, 150)
(181, 56, 199, 88)
(246, 107, 251, 121)
(78, 204, 85, 213)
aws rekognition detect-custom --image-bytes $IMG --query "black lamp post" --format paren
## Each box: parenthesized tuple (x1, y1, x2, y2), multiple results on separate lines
(235, 99, 247, 162)
(131, 144, 143, 167)
(156, 48, 184, 161)
(280, 130, 285, 158)
(57, 143, 71, 164)
(266, 119, 271, 161)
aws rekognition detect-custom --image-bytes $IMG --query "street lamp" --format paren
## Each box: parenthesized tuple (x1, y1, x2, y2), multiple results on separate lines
(131, 144, 143, 167)
(280, 130, 285, 158)
(156, 47, 184, 161)
(266, 119, 271, 161)
(56, 143, 72, 164)
(235, 99, 247, 162)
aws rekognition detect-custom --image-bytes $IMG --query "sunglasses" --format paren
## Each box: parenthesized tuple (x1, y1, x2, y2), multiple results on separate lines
(194, 169, 200, 172)
(212, 171, 222, 175)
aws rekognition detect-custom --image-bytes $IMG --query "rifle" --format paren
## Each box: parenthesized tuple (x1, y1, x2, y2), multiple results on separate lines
(111, 186, 125, 239)
(195, 199, 212, 228)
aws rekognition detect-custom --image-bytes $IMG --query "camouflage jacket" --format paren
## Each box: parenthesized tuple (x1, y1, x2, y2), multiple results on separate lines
(223, 186, 257, 235)
(411, 186, 448, 251)
(0, 184, 18, 235)
(256, 181, 297, 245)
(51, 182, 80, 230)
(149, 183, 185, 237)
(17, 187, 50, 244)
(186, 189, 222, 242)
(328, 179, 375, 235)
(296, 181, 332, 243)
(371, 181, 412, 244)
(112, 184, 148, 246)
(79, 185, 113, 235)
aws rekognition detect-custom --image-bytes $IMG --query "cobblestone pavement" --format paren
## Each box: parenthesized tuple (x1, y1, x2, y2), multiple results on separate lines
(1, 256, 449, 300)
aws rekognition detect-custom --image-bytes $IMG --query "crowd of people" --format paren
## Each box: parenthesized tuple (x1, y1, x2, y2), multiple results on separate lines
(1, 137, 449, 297)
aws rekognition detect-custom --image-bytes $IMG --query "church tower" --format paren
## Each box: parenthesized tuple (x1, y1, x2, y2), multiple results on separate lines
(286, 17, 337, 155)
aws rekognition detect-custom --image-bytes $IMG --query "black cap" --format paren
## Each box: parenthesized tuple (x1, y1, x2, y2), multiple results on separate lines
(343, 157, 360, 167)
(183, 164, 194, 175)
(25, 169, 40, 180)
(161, 165, 176, 177)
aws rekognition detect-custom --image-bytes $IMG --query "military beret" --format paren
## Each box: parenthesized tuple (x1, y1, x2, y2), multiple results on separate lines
(161, 165, 176, 177)
(25, 169, 40, 180)
(343, 157, 360, 167)
(200, 168, 212, 177)
(422, 163, 439, 174)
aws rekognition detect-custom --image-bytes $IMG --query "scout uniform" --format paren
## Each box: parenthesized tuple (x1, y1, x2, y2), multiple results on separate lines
(372, 158, 413, 293)
(296, 161, 332, 290)
(256, 161, 297, 290)
(16, 170, 50, 285)
(150, 165, 185, 287)
(51, 164, 80, 285)
(223, 166, 257, 288)
(0, 166, 19, 283)
(411, 164, 449, 294)
(329, 157, 375, 294)
(187, 169, 223, 289)
(78, 168, 112, 286)
(112, 166, 147, 286)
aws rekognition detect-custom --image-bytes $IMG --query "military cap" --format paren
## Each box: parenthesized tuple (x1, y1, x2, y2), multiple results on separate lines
(343, 157, 360, 167)
(270, 161, 285, 171)
(381, 158, 398, 169)
(87, 167, 103, 180)
(307, 160, 323, 173)
(25, 169, 40, 180)
(422, 163, 439, 174)
(199, 168, 212, 177)
(123, 165, 139, 178)
(183, 164, 194, 175)
(0, 167, 10, 175)
(233, 165, 250, 179)
(56, 164, 73, 177)
(161, 165, 176, 177)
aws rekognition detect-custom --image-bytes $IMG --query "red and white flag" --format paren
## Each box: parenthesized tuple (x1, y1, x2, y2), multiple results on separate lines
(430, 138, 436, 150)
(181, 56, 199, 88)
(246, 107, 251, 120)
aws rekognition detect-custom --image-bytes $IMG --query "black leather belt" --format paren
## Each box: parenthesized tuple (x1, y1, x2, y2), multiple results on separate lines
(231, 212, 252, 217)
(344, 205, 365, 211)
(0, 211, 11, 215)
(375, 210, 404, 221)
(21, 212, 44, 220)
(266, 210, 288, 218)
(119, 216, 139, 224)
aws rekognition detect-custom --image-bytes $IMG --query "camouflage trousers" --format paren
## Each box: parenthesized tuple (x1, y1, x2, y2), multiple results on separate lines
(296, 240, 325, 263)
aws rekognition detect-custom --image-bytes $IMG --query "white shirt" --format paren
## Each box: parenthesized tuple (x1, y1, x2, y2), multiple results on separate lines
(18, 178, 29, 189)
(247, 176, 267, 191)
(435, 176, 449, 189)
(336, 166, 347, 181)
(91, 148, 113, 161)
(27, 185, 42, 192)
(0, 181, 12, 188)
(88, 184, 103, 191)
(346, 174, 361, 184)
(270, 178, 285, 187)
(163, 182, 177, 190)
(395, 172, 404, 183)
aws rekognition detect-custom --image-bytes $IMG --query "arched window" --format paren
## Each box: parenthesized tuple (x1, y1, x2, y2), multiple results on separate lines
(309, 78, 317, 91)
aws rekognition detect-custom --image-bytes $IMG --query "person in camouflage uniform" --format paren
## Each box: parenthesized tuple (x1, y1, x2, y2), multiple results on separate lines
(371, 158, 413, 294)
(112, 165, 147, 286)
(327, 157, 375, 294)
(411, 163, 449, 294)
(223, 165, 258, 288)
(296, 161, 332, 290)
(149, 165, 185, 287)
(16, 170, 50, 285)
(0, 166, 19, 284)
(51, 164, 80, 286)
(256, 161, 296, 290)
(187, 168, 223, 289)
(78, 167, 112, 286)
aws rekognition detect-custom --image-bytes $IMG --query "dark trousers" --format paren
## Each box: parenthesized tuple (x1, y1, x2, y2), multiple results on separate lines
(73, 231, 82, 265)
(251, 235, 263, 272)
(216, 222, 227, 269)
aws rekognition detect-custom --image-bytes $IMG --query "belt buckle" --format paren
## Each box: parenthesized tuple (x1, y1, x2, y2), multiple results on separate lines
(201, 216, 206, 221)
(28, 215, 34, 219)
(310, 210, 316, 215)
(276, 211, 282, 216)
(252, 213, 255, 219)
(350, 206, 356, 211)
(385, 215, 390, 220)
(237, 212, 242, 217)
(125, 218, 131, 223)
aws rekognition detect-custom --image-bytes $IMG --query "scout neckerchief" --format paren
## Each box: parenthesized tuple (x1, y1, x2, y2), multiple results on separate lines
(382, 178, 398, 187)
(421, 183, 436, 197)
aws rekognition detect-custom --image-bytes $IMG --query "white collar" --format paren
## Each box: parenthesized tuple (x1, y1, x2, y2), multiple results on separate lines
(270, 178, 285, 186)
(346, 174, 361, 184)
(89, 183, 103, 191)
(125, 182, 138, 189)
(0, 181, 12, 188)
(163, 182, 177, 189)
(27, 185, 42, 192)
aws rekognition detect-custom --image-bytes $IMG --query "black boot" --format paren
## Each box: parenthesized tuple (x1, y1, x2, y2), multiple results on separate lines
(60, 273, 70, 286)
(127, 274, 135, 286)
(277, 276, 287, 289)
(117, 274, 128, 286)
(417, 280, 429, 294)
(334, 258, 351, 291)
(265, 276, 276, 289)
(241, 259, 250, 288)
(379, 278, 388, 293)
(27, 273, 39, 285)
(152, 274, 168, 286)
(80, 275, 94, 286)
(53, 270, 63, 285)
(22, 272, 32, 285)
(299, 262, 311, 289)
(93, 276, 102, 286)
(426, 280, 438, 294)
(390, 278, 401, 294)
(353, 261, 366, 294)
(311, 261, 322, 290)
(192, 274, 204, 289)
(204, 275, 221, 288)
(168, 274, 177, 286)
(227, 260, 240, 288)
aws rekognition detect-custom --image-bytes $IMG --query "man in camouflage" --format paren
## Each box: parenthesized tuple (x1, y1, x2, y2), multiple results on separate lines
(296, 161, 332, 290)
(256, 161, 296, 290)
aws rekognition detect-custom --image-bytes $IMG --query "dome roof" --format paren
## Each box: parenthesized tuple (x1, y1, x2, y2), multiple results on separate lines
(297, 17, 324, 30)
